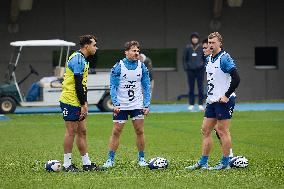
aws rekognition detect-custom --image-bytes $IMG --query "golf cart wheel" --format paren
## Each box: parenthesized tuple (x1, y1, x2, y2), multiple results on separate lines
(97, 94, 113, 112)
(0, 97, 16, 114)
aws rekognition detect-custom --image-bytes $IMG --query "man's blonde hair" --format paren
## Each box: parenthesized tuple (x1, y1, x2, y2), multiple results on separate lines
(208, 32, 222, 43)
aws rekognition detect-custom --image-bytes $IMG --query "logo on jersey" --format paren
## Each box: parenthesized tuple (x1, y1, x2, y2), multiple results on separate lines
(62, 108, 68, 117)
(124, 80, 136, 89)
(229, 107, 234, 116)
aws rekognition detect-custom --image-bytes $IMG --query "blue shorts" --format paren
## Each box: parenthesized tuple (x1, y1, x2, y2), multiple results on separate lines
(113, 109, 144, 122)
(204, 96, 236, 120)
(60, 102, 81, 121)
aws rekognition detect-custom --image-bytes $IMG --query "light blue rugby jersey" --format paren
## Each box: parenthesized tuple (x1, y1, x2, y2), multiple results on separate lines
(110, 58, 151, 107)
(205, 49, 236, 73)
(67, 51, 87, 75)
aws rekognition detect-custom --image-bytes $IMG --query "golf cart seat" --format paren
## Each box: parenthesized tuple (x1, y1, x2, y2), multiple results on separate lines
(39, 76, 62, 88)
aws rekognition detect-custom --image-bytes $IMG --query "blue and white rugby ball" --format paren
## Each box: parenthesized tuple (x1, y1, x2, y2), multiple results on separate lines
(229, 156, 248, 168)
(45, 160, 61, 172)
(148, 157, 168, 170)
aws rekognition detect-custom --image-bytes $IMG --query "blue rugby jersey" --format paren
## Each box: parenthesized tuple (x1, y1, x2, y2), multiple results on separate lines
(110, 58, 151, 108)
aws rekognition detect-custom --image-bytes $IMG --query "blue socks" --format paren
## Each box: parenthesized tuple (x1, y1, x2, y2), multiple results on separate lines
(221, 155, 230, 166)
(198, 155, 229, 166)
(108, 150, 115, 161)
(138, 151, 145, 159)
(199, 155, 208, 165)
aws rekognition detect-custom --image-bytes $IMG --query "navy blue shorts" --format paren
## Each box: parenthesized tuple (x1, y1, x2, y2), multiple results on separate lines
(113, 109, 144, 122)
(204, 96, 236, 120)
(60, 102, 81, 121)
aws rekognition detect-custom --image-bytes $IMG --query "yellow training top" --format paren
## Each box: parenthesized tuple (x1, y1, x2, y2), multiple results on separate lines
(59, 51, 89, 107)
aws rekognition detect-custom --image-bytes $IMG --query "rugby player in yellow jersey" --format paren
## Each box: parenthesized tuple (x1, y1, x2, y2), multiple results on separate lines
(59, 35, 99, 172)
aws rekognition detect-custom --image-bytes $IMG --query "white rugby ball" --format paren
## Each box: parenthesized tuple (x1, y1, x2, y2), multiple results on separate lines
(229, 156, 248, 168)
(148, 157, 168, 170)
(45, 160, 61, 172)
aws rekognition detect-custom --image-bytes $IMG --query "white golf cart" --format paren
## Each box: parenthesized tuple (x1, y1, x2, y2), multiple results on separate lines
(0, 39, 113, 114)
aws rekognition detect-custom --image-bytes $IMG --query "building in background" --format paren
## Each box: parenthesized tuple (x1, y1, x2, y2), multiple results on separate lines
(0, 0, 283, 102)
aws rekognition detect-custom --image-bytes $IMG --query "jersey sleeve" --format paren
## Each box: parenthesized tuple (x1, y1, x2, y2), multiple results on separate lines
(110, 62, 121, 106)
(68, 54, 85, 75)
(220, 53, 236, 73)
(141, 63, 151, 107)
(205, 56, 210, 66)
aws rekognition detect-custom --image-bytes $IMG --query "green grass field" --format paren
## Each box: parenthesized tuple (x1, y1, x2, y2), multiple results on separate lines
(0, 111, 283, 189)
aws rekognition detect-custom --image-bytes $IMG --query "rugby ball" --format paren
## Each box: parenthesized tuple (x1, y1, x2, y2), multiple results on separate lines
(229, 156, 248, 168)
(45, 160, 61, 172)
(148, 157, 168, 170)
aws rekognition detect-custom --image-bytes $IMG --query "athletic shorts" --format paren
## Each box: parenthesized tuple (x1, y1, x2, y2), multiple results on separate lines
(113, 109, 144, 123)
(204, 96, 236, 120)
(60, 102, 81, 121)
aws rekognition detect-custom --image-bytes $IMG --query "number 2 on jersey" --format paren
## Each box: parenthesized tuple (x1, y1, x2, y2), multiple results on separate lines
(207, 77, 214, 96)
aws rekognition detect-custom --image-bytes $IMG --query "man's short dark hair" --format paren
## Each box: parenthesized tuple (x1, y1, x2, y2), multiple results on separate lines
(202, 38, 208, 44)
(124, 41, 140, 51)
(79, 35, 97, 47)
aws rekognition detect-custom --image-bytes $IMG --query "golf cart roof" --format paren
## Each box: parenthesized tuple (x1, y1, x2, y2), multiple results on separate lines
(10, 39, 76, 47)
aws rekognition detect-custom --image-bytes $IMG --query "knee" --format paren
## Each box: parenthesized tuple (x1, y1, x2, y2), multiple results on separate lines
(215, 129, 222, 137)
(215, 128, 229, 138)
(77, 127, 87, 137)
(66, 129, 76, 137)
(201, 127, 211, 137)
(135, 128, 144, 136)
(66, 133, 75, 138)
(112, 127, 122, 137)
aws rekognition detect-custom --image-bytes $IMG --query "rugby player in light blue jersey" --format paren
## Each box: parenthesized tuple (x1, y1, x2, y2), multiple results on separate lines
(202, 38, 234, 159)
(103, 41, 151, 168)
(186, 32, 240, 170)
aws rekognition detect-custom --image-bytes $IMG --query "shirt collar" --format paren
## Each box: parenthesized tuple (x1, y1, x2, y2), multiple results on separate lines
(123, 57, 137, 64)
(211, 49, 224, 62)
(77, 50, 86, 59)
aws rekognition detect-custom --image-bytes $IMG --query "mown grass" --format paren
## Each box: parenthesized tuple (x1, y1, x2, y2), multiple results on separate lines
(0, 111, 283, 189)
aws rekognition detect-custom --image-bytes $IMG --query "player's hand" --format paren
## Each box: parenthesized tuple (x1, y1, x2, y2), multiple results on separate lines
(79, 104, 88, 121)
(113, 107, 120, 114)
(219, 96, 229, 103)
(143, 107, 150, 116)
